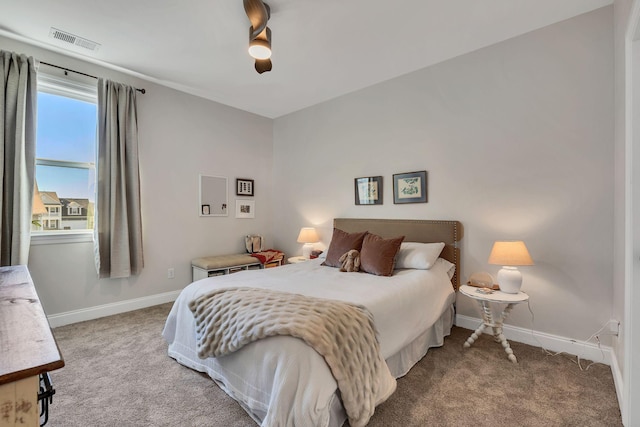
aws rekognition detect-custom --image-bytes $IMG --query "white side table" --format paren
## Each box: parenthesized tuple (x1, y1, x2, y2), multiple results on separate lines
(287, 256, 308, 264)
(459, 284, 529, 363)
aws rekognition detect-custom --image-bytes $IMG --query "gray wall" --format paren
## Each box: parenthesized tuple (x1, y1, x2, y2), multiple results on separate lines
(0, 36, 274, 316)
(272, 7, 614, 340)
(0, 7, 616, 344)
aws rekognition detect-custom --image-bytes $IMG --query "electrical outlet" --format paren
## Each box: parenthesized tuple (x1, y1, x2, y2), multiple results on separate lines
(167, 268, 175, 279)
(609, 319, 620, 336)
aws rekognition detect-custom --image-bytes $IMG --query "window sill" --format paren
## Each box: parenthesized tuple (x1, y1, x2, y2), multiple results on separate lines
(30, 231, 93, 245)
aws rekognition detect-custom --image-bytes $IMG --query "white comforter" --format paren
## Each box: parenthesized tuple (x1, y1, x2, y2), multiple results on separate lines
(162, 258, 455, 427)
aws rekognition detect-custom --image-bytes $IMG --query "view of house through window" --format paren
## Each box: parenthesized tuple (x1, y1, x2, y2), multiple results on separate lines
(32, 77, 97, 234)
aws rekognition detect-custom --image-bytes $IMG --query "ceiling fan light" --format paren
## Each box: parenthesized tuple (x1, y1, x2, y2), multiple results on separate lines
(248, 39, 271, 60)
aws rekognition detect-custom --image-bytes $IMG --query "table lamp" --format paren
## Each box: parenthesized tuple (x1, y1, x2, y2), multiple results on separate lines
(488, 240, 534, 294)
(297, 227, 319, 258)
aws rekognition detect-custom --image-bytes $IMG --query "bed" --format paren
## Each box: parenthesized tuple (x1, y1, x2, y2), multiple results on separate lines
(162, 218, 463, 426)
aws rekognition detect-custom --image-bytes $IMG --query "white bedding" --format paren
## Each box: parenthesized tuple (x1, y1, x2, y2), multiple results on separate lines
(162, 257, 456, 427)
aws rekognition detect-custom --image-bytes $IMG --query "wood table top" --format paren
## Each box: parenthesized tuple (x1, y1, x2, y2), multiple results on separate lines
(0, 265, 64, 385)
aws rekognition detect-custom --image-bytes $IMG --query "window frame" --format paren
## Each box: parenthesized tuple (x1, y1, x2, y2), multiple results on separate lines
(30, 70, 97, 246)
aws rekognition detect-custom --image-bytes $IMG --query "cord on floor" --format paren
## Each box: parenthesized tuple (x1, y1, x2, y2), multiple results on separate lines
(526, 299, 615, 371)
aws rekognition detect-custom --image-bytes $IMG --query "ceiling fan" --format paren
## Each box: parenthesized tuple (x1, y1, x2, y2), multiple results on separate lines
(243, 0, 272, 74)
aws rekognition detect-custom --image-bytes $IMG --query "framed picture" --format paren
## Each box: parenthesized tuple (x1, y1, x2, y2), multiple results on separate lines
(354, 176, 383, 205)
(201, 204, 210, 215)
(393, 171, 427, 204)
(235, 200, 255, 219)
(236, 178, 254, 196)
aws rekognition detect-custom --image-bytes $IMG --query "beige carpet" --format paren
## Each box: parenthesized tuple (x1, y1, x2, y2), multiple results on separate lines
(46, 303, 622, 426)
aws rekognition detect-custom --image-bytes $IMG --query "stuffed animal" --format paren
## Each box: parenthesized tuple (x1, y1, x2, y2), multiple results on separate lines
(338, 249, 361, 272)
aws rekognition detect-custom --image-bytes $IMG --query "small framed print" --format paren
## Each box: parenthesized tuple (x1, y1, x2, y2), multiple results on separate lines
(393, 171, 427, 204)
(355, 176, 383, 205)
(236, 178, 254, 196)
(201, 204, 211, 215)
(235, 200, 255, 219)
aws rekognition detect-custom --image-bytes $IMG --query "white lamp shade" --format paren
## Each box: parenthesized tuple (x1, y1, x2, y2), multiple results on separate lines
(488, 241, 533, 266)
(297, 227, 319, 244)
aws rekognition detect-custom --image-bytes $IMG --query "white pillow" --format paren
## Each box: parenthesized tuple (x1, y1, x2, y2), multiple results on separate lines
(434, 257, 456, 280)
(394, 242, 445, 270)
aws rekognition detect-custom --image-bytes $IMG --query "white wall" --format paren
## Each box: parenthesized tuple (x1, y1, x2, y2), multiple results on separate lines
(0, 36, 274, 317)
(614, 0, 640, 423)
(272, 7, 614, 341)
(613, 0, 633, 420)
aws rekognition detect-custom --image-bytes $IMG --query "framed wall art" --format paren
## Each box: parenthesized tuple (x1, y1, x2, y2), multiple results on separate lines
(235, 199, 255, 219)
(354, 176, 383, 205)
(199, 174, 228, 216)
(236, 178, 254, 196)
(393, 171, 427, 204)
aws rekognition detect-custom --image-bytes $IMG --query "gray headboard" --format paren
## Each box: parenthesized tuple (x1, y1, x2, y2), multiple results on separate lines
(333, 218, 463, 289)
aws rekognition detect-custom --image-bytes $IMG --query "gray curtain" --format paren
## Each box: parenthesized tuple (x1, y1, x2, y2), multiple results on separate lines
(0, 50, 37, 266)
(95, 78, 143, 278)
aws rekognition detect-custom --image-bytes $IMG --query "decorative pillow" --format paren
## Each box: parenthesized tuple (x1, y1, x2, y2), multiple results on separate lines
(394, 242, 445, 270)
(322, 228, 368, 268)
(434, 258, 456, 280)
(360, 233, 405, 276)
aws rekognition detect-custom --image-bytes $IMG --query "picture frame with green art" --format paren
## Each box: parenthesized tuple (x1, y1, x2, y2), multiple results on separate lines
(354, 176, 383, 205)
(393, 171, 427, 204)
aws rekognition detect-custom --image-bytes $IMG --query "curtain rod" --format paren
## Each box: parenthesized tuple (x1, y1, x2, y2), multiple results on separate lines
(39, 61, 146, 94)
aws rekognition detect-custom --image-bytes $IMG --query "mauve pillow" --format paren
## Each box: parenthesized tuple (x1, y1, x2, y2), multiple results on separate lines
(322, 228, 368, 268)
(360, 233, 405, 276)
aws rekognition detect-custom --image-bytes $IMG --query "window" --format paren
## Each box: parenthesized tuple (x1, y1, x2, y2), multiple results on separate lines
(31, 72, 97, 244)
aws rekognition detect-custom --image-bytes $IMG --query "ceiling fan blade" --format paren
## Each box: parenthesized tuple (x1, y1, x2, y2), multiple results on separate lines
(243, 0, 270, 40)
(255, 58, 272, 74)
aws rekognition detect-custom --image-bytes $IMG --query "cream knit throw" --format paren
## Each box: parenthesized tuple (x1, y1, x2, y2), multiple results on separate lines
(189, 287, 394, 427)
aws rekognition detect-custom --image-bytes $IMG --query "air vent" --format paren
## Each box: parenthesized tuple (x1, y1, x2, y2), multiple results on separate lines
(49, 27, 100, 51)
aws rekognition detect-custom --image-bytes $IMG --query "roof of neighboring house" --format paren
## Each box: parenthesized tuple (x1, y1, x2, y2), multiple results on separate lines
(60, 198, 91, 209)
(40, 191, 61, 205)
(32, 182, 47, 215)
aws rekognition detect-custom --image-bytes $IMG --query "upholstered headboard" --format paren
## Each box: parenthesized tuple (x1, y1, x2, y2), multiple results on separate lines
(333, 218, 463, 289)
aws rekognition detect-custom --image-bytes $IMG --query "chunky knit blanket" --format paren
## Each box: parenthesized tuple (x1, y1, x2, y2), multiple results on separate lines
(189, 287, 393, 427)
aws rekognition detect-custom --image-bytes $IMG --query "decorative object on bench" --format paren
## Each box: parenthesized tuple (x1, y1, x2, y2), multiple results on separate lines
(338, 249, 360, 272)
(245, 234, 263, 253)
(250, 249, 284, 268)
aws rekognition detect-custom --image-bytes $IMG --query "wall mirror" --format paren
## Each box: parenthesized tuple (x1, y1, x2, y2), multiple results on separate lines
(199, 175, 228, 217)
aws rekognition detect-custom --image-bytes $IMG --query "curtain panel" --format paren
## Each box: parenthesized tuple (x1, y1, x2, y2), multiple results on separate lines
(0, 50, 37, 266)
(95, 78, 144, 278)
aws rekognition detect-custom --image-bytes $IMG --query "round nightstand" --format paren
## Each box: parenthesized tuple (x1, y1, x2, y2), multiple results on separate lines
(287, 256, 308, 264)
(459, 284, 529, 363)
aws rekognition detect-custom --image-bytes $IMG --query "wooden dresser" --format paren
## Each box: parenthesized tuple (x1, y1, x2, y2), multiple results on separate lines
(0, 265, 64, 426)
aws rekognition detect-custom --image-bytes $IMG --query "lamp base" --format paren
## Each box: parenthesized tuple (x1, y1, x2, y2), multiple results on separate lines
(497, 266, 522, 294)
(301, 243, 314, 259)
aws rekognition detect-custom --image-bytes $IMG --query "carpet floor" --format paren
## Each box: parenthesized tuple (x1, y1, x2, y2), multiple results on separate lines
(46, 303, 622, 426)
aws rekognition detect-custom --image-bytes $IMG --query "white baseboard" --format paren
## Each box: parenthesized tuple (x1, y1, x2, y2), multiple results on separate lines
(609, 346, 625, 423)
(47, 290, 182, 328)
(455, 314, 613, 366)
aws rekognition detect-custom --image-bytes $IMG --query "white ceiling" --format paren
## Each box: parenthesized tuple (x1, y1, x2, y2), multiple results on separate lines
(0, 0, 612, 118)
